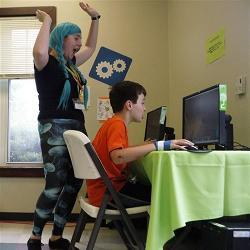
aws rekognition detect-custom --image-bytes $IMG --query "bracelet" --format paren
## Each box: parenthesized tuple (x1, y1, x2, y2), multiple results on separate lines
(154, 140, 171, 151)
(91, 15, 101, 20)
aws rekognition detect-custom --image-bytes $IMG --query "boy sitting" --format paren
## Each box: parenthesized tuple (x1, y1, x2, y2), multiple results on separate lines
(87, 80, 193, 207)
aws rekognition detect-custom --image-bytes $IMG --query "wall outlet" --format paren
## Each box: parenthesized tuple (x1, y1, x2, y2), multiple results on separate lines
(235, 75, 246, 95)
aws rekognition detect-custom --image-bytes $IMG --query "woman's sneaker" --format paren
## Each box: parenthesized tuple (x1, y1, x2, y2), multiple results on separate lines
(27, 238, 43, 250)
(48, 238, 70, 250)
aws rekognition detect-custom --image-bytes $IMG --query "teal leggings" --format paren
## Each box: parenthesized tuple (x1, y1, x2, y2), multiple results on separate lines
(32, 119, 86, 236)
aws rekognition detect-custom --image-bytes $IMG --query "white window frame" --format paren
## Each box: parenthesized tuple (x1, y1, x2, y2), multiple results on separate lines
(0, 6, 56, 176)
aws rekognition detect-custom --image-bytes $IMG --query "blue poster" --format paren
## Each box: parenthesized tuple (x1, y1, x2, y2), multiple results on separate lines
(89, 47, 132, 86)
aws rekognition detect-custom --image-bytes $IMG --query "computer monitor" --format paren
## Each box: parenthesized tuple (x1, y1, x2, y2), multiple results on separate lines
(182, 84, 232, 149)
(144, 106, 167, 141)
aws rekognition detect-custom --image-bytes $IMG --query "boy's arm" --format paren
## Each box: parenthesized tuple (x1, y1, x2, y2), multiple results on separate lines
(110, 143, 156, 165)
(110, 139, 194, 165)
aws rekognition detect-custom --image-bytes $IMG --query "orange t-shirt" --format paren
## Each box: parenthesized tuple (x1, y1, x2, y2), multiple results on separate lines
(86, 116, 129, 207)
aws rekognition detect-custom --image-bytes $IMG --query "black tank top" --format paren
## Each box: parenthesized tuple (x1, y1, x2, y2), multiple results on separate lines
(34, 55, 84, 122)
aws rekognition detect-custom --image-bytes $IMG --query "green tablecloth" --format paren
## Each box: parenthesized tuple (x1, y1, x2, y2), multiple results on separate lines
(136, 150, 250, 250)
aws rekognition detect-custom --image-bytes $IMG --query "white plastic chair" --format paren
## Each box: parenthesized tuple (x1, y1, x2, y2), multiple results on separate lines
(63, 130, 150, 250)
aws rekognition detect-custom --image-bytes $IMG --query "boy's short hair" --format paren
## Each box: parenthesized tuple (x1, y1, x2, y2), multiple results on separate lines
(109, 80, 146, 113)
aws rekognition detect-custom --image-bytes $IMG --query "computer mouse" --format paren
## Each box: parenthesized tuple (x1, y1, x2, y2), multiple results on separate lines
(183, 145, 199, 150)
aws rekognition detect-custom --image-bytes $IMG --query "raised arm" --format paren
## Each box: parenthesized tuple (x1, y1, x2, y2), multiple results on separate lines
(75, 2, 100, 66)
(33, 10, 52, 71)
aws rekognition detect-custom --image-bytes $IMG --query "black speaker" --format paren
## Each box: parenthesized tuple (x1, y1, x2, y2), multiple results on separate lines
(225, 114, 234, 150)
(216, 114, 234, 150)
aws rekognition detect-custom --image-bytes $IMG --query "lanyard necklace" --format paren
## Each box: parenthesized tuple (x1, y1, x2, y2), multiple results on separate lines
(66, 65, 82, 88)
(50, 49, 85, 103)
(66, 65, 84, 102)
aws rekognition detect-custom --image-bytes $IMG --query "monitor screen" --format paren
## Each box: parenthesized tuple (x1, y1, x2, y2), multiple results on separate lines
(182, 84, 226, 148)
(144, 106, 167, 141)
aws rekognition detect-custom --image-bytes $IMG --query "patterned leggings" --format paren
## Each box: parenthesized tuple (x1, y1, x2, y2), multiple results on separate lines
(32, 119, 87, 236)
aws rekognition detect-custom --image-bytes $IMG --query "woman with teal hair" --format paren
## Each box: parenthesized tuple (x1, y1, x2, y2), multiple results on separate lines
(27, 2, 100, 250)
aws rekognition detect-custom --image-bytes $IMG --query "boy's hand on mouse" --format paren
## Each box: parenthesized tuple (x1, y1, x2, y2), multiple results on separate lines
(172, 139, 194, 150)
(154, 139, 194, 151)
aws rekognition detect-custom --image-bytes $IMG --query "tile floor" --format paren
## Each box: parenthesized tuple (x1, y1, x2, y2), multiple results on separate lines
(0, 221, 126, 250)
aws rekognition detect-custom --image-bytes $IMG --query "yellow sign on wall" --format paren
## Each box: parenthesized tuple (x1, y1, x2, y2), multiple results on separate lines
(206, 29, 225, 64)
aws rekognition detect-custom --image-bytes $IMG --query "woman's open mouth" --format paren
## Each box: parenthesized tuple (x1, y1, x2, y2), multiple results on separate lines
(73, 48, 80, 54)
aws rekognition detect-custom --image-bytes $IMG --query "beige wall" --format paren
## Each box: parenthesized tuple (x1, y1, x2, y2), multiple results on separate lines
(1, 0, 250, 213)
(0, 178, 44, 212)
(0, 0, 168, 212)
(167, 0, 250, 146)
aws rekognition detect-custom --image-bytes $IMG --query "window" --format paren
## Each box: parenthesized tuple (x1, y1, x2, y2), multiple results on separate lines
(0, 17, 40, 76)
(0, 7, 56, 176)
(8, 79, 42, 163)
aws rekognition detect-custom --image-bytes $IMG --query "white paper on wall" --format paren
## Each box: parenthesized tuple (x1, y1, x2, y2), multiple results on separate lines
(96, 97, 113, 120)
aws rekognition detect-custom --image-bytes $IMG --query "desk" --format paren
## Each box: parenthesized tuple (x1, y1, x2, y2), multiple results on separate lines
(136, 151, 250, 250)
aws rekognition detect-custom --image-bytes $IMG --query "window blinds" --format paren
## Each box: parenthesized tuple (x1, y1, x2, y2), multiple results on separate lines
(0, 16, 41, 78)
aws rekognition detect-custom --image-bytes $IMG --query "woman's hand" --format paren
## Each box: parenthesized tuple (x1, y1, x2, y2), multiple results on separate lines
(35, 9, 52, 24)
(79, 2, 100, 18)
